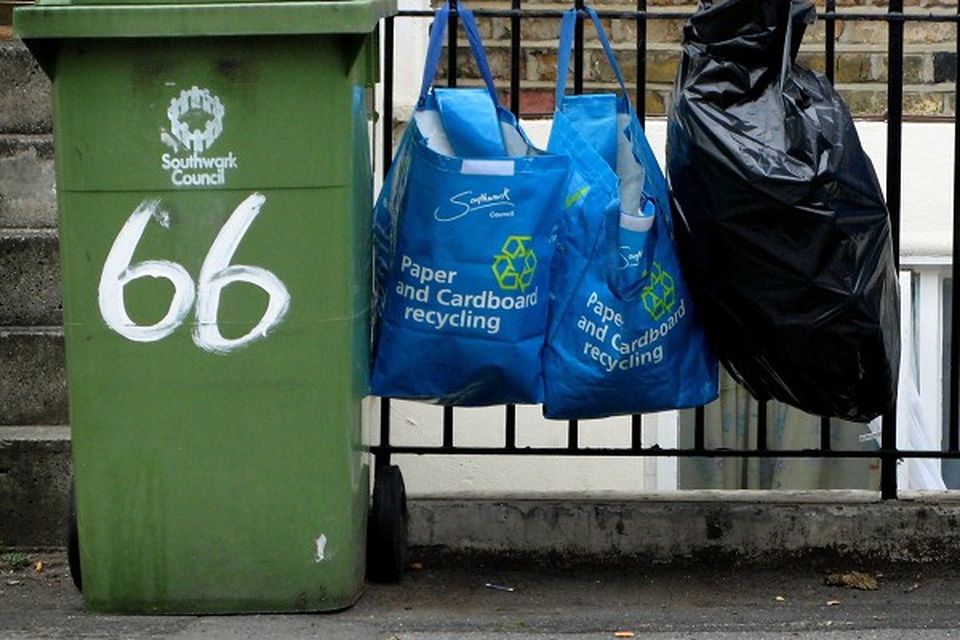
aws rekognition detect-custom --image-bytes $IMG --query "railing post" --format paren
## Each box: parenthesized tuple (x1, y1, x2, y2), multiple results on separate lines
(882, 0, 905, 500)
(635, 0, 646, 126)
(376, 15, 397, 472)
(949, 0, 960, 459)
(447, 0, 458, 88)
(378, 398, 392, 469)
(510, 0, 521, 115)
(573, 0, 584, 95)
(825, 0, 836, 84)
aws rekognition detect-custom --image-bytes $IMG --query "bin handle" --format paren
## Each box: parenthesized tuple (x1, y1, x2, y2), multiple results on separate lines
(418, 2, 500, 107)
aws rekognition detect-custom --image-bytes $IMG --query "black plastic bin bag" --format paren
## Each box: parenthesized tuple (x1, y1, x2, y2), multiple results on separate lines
(666, 0, 899, 422)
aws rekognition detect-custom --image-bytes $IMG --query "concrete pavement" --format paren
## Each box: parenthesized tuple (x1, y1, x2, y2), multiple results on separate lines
(3, 551, 960, 639)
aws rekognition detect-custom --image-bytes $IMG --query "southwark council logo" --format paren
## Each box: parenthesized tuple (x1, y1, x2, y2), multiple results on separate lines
(160, 86, 238, 187)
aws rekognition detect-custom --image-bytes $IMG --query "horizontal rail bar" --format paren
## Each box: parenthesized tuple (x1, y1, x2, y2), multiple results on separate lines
(369, 445, 960, 460)
(396, 8, 960, 23)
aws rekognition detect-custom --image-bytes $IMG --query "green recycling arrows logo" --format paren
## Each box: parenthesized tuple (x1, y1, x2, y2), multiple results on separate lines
(492, 235, 537, 292)
(641, 262, 676, 320)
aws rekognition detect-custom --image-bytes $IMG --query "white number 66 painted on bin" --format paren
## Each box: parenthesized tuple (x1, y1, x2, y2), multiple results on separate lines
(97, 193, 291, 354)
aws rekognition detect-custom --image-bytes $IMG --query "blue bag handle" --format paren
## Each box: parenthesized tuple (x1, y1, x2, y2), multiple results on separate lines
(556, 6, 631, 109)
(419, 3, 500, 106)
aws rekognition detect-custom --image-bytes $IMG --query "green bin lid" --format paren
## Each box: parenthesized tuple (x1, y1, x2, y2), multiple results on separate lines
(14, 0, 396, 38)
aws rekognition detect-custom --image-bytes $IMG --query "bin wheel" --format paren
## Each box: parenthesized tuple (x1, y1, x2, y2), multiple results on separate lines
(367, 464, 408, 583)
(66, 479, 82, 591)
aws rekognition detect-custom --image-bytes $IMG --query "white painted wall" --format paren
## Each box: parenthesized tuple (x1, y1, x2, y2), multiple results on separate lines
(390, 0, 432, 122)
(367, 399, 680, 496)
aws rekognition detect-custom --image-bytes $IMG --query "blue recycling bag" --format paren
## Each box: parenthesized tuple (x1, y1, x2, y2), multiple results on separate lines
(371, 3, 570, 406)
(542, 6, 718, 419)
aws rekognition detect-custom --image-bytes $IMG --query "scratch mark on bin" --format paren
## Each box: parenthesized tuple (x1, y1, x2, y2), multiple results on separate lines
(314, 534, 328, 563)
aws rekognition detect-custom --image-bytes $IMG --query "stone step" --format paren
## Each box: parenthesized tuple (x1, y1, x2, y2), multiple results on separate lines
(0, 38, 51, 135)
(0, 426, 71, 548)
(0, 134, 56, 229)
(0, 230, 61, 327)
(0, 328, 67, 427)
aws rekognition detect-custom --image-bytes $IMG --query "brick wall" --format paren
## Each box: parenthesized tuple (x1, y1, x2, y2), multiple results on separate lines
(441, 0, 958, 117)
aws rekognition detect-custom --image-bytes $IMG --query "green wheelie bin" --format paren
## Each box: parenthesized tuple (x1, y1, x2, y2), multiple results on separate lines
(14, 0, 395, 614)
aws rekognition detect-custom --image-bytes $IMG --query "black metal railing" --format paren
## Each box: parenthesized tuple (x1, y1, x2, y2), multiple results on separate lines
(372, 1, 960, 500)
